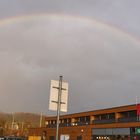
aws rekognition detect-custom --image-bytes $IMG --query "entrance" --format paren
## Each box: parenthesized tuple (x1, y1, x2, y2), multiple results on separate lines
(77, 136, 82, 140)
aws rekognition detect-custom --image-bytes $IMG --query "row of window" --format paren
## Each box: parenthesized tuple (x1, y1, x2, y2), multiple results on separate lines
(46, 110, 138, 127)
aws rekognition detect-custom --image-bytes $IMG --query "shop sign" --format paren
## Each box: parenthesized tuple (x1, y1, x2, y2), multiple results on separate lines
(136, 128, 140, 135)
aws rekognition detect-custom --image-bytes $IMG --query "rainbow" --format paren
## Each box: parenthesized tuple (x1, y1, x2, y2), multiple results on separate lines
(0, 13, 140, 46)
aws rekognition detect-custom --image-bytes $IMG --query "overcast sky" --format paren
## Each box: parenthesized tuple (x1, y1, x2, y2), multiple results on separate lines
(0, 0, 140, 115)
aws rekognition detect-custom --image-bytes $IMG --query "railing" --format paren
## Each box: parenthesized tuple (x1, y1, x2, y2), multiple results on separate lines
(117, 117, 138, 123)
(47, 123, 71, 128)
(93, 119, 116, 124)
(46, 117, 140, 128)
(59, 123, 71, 127)
(73, 121, 90, 126)
(47, 124, 56, 128)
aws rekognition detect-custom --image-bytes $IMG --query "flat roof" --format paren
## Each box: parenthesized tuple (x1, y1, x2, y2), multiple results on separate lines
(46, 103, 138, 119)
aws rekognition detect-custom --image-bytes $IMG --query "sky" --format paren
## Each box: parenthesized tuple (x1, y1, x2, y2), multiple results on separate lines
(0, 0, 140, 115)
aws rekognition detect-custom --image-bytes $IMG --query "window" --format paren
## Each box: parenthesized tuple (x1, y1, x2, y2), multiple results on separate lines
(49, 136, 55, 140)
(129, 110, 136, 117)
(77, 136, 82, 140)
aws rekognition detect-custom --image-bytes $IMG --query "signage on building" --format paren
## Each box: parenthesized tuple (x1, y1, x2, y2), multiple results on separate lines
(137, 104, 140, 115)
(136, 128, 140, 135)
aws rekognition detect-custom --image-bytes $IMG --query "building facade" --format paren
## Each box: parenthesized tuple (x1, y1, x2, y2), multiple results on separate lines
(29, 104, 140, 140)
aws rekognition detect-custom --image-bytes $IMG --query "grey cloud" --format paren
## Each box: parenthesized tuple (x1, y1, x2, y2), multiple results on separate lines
(0, 15, 140, 114)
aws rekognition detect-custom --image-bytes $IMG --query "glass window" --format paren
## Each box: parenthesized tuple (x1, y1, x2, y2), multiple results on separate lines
(49, 136, 55, 140)
(77, 136, 82, 140)
(129, 110, 136, 117)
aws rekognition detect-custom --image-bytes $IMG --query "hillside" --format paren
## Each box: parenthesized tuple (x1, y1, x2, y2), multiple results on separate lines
(0, 112, 46, 128)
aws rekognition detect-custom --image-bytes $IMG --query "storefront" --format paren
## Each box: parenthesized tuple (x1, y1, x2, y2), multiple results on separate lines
(92, 128, 130, 140)
(92, 127, 140, 140)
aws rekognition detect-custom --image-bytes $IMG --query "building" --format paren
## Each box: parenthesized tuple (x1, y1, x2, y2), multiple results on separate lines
(29, 104, 140, 140)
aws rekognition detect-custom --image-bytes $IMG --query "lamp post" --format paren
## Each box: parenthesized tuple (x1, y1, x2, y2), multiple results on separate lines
(56, 76, 63, 140)
(49, 76, 68, 140)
